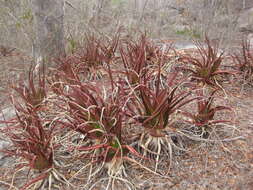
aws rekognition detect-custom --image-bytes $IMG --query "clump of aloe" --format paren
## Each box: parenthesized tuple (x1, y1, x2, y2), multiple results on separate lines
(0, 64, 70, 189)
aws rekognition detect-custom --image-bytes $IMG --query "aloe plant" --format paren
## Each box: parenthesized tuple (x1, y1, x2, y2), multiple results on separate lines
(58, 79, 143, 188)
(120, 35, 147, 86)
(120, 34, 173, 87)
(0, 63, 73, 189)
(124, 67, 198, 171)
(179, 36, 234, 89)
(11, 64, 47, 111)
(75, 32, 120, 80)
(180, 89, 232, 138)
(2, 111, 53, 169)
(0, 98, 61, 189)
(232, 38, 253, 85)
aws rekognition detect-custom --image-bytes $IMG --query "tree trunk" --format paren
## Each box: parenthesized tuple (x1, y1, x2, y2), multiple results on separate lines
(32, 0, 65, 63)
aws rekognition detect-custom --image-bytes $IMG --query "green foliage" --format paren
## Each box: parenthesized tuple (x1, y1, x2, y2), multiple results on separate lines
(175, 28, 201, 39)
(111, 0, 123, 5)
(20, 9, 33, 22)
(15, 21, 21, 28)
(67, 36, 78, 54)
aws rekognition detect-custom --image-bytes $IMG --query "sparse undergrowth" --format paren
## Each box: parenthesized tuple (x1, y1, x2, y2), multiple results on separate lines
(0, 33, 251, 190)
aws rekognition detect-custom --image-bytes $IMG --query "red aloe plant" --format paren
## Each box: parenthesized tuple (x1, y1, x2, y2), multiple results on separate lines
(126, 71, 197, 137)
(0, 105, 56, 189)
(124, 68, 198, 171)
(98, 29, 121, 64)
(76, 35, 105, 79)
(60, 81, 142, 178)
(120, 34, 174, 88)
(180, 89, 232, 138)
(0, 107, 70, 189)
(120, 35, 148, 85)
(2, 111, 54, 171)
(55, 55, 81, 81)
(74, 32, 120, 80)
(180, 36, 234, 89)
(53, 32, 120, 84)
(0, 63, 70, 189)
(11, 63, 47, 111)
(65, 83, 122, 141)
(58, 81, 154, 190)
(232, 38, 253, 84)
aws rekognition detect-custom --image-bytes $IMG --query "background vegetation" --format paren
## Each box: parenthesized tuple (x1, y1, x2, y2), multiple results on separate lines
(1, 0, 253, 54)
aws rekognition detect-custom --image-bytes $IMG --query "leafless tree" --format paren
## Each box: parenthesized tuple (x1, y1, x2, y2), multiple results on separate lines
(32, 0, 65, 63)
